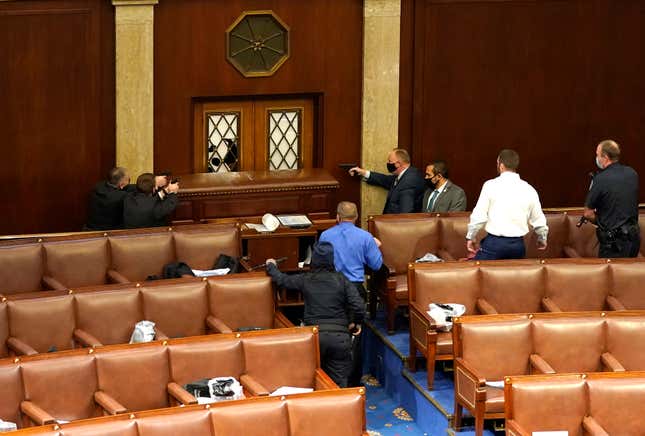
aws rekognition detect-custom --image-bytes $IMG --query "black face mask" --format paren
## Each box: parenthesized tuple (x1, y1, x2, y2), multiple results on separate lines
(386, 162, 397, 173)
(425, 178, 436, 189)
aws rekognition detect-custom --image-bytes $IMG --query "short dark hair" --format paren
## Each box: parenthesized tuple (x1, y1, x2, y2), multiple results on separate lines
(136, 173, 156, 194)
(108, 167, 127, 185)
(599, 140, 620, 161)
(498, 149, 520, 171)
(431, 160, 449, 179)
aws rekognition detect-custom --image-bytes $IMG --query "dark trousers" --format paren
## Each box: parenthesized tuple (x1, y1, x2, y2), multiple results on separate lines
(319, 330, 352, 388)
(348, 282, 366, 387)
(474, 234, 525, 260)
(598, 228, 641, 258)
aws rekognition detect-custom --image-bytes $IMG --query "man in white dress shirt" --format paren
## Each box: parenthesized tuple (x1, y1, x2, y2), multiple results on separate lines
(466, 149, 548, 260)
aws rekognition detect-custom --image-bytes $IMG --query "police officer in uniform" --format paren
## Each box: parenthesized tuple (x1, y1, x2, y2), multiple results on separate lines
(583, 140, 640, 258)
(265, 241, 365, 388)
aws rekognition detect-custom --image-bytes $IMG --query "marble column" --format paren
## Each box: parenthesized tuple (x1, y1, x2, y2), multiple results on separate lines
(361, 0, 401, 227)
(113, 0, 158, 177)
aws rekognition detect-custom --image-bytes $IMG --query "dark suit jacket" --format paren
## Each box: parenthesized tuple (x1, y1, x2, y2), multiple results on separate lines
(422, 180, 467, 212)
(123, 192, 178, 229)
(366, 166, 426, 214)
(86, 182, 137, 230)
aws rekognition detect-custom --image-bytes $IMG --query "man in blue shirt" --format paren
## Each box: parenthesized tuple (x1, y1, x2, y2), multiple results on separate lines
(319, 201, 383, 299)
(319, 201, 383, 387)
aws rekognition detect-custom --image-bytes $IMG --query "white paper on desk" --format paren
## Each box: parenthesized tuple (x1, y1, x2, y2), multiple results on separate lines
(192, 268, 230, 277)
(245, 223, 272, 232)
(532, 432, 568, 436)
(485, 381, 505, 389)
(196, 396, 216, 405)
(270, 386, 313, 397)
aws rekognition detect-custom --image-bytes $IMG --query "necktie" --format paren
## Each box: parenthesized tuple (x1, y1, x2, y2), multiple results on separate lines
(426, 190, 439, 212)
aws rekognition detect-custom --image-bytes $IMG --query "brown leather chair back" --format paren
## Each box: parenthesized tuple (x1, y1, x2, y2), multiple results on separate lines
(480, 265, 544, 313)
(44, 239, 109, 287)
(0, 302, 8, 357)
(412, 266, 480, 315)
(532, 317, 605, 372)
(610, 263, 645, 309)
(137, 409, 213, 436)
(566, 214, 599, 257)
(210, 400, 289, 436)
(0, 365, 23, 427)
(168, 339, 244, 387)
(96, 347, 170, 412)
(142, 282, 209, 338)
(173, 226, 240, 270)
(109, 234, 175, 281)
(208, 275, 275, 330)
(371, 215, 440, 274)
(21, 355, 99, 422)
(0, 244, 43, 294)
(438, 215, 483, 260)
(62, 420, 139, 436)
(509, 377, 586, 435)
(524, 213, 569, 258)
(459, 318, 531, 380)
(587, 376, 645, 435)
(243, 331, 318, 392)
(544, 264, 609, 311)
(639, 215, 645, 256)
(605, 315, 645, 371)
(8, 295, 75, 352)
(75, 288, 143, 345)
(286, 389, 365, 436)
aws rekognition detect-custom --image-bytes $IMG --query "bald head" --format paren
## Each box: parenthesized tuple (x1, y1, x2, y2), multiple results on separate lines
(597, 140, 621, 162)
(337, 201, 358, 222)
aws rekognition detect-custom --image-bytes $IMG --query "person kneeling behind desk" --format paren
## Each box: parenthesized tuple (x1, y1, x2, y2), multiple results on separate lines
(265, 242, 365, 388)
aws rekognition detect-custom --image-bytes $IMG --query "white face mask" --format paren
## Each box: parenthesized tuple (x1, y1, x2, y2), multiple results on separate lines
(595, 156, 604, 169)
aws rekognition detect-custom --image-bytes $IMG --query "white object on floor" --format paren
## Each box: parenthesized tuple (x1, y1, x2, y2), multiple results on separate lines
(129, 320, 156, 344)
(532, 432, 568, 436)
(484, 381, 505, 389)
(192, 268, 230, 277)
(270, 386, 314, 396)
(0, 420, 17, 432)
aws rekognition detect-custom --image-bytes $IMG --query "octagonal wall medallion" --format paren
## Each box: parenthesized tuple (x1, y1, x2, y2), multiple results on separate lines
(226, 10, 290, 78)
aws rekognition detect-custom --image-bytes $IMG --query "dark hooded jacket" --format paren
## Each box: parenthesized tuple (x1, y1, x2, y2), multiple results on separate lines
(86, 182, 137, 230)
(266, 242, 365, 328)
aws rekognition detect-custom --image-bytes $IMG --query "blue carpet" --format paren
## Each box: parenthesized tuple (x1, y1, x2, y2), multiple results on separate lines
(365, 379, 428, 436)
(363, 310, 501, 436)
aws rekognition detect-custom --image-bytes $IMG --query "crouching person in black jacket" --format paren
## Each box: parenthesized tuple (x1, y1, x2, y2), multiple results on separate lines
(123, 173, 179, 229)
(266, 241, 365, 388)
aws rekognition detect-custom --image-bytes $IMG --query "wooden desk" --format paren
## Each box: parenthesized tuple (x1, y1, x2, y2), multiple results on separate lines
(172, 169, 339, 224)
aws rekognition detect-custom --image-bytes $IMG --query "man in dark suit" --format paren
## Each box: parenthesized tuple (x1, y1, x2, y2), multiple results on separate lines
(123, 173, 179, 229)
(422, 160, 467, 212)
(349, 149, 426, 214)
(86, 167, 137, 230)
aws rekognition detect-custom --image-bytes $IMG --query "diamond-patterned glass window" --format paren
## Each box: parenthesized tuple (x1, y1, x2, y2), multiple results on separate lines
(268, 110, 301, 170)
(207, 112, 240, 172)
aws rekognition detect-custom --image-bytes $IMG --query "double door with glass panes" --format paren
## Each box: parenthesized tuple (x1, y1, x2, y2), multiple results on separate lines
(193, 98, 314, 173)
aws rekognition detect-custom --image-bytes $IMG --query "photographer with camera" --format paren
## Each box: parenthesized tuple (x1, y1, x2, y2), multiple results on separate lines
(265, 241, 365, 388)
(123, 173, 179, 229)
(583, 140, 640, 258)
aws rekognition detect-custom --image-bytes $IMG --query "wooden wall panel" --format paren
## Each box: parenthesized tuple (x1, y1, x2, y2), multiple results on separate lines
(154, 0, 363, 212)
(400, 0, 645, 208)
(0, 0, 115, 234)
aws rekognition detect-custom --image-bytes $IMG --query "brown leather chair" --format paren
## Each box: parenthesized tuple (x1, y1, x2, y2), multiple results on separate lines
(505, 372, 645, 436)
(142, 281, 209, 339)
(207, 274, 290, 333)
(7, 295, 76, 355)
(609, 262, 645, 309)
(137, 409, 213, 436)
(20, 355, 100, 426)
(0, 244, 44, 294)
(108, 234, 175, 282)
(168, 338, 245, 388)
(42, 239, 110, 289)
(605, 316, 645, 370)
(74, 287, 143, 347)
(453, 312, 645, 436)
(62, 419, 139, 436)
(0, 365, 23, 427)
(173, 227, 240, 270)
